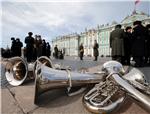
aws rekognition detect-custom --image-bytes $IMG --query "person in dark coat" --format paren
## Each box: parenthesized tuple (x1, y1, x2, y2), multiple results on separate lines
(46, 42, 51, 58)
(54, 45, 58, 59)
(15, 38, 23, 57)
(25, 32, 34, 62)
(10, 37, 16, 57)
(132, 21, 147, 67)
(2, 47, 11, 58)
(145, 24, 150, 65)
(62, 48, 65, 56)
(110, 24, 125, 63)
(123, 26, 132, 65)
(33, 36, 38, 61)
(79, 43, 84, 60)
(58, 50, 64, 59)
(36, 35, 43, 57)
(42, 39, 46, 56)
(93, 40, 99, 61)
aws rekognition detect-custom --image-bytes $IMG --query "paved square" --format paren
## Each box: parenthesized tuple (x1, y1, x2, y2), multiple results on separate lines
(1, 57, 150, 114)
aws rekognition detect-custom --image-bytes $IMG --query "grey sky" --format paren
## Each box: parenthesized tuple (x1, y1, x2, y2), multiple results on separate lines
(1, 0, 150, 48)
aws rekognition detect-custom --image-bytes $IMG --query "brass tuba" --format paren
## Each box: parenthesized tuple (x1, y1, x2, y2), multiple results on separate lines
(33, 60, 150, 113)
(34, 63, 105, 104)
(83, 61, 150, 113)
(5, 56, 53, 86)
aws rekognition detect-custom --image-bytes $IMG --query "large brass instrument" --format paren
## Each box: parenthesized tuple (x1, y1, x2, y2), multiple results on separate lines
(34, 60, 150, 114)
(5, 56, 52, 86)
(34, 62, 104, 104)
(83, 61, 150, 113)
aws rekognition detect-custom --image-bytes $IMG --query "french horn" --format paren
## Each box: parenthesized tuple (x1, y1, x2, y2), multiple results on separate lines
(83, 61, 150, 114)
(5, 56, 52, 86)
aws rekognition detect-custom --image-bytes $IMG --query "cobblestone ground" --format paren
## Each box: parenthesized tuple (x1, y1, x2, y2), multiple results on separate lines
(1, 56, 150, 114)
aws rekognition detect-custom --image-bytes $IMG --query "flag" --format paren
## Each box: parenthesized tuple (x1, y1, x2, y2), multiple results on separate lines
(135, 0, 140, 5)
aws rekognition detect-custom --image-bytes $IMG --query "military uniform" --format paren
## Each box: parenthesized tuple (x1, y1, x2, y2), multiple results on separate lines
(110, 27, 125, 63)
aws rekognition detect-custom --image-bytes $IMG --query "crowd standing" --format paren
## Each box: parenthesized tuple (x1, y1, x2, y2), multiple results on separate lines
(2, 20, 150, 67)
(78, 20, 150, 67)
(24, 32, 51, 62)
(2, 32, 51, 62)
(110, 21, 150, 67)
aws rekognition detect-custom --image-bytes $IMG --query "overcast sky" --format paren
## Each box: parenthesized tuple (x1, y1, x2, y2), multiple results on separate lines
(1, 0, 150, 48)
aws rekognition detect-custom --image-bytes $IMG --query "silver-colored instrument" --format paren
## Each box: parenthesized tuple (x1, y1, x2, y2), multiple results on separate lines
(5, 56, 52, 86)
(34, 63, 104, 104)
(83, 61, 150, 114)
(34, 60, 150, 113)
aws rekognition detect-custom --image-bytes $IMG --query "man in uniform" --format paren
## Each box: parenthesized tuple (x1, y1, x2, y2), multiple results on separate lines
(132, 21, 147, 67)
(25, 32, 34, 62)
(10, 37, 16, 57)
(79, 43, 84, 60)
(93, 40, 99, 61)
(16, 38, 23, 57)
(110, 24, 125, 63)
(123, 26, 132, 65)
(54, 45, 59, 59)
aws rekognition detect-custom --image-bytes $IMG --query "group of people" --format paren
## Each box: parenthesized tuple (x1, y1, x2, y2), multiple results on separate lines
(4, 20, 150, 67)
(8, 32, 51, 62)
(11, 37, 23, 57)
(24, 32, 51, 62)
(110, 21, 150, 67)
(1, 37, 23, 58)
(79, 40, 99, 61)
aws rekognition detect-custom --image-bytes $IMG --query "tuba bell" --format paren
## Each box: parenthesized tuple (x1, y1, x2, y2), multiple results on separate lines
(5, 56, 53, 86)
(83, 61, 150, 114)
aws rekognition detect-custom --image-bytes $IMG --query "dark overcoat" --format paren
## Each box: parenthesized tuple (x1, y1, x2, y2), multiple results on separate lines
(124, 32, 132, 56)
(46, 44, 51, 57)
(79, 45, 84, 57)
(110, 28, 125, 56)
(131, 25, 147, 57)
(54, 46, 59, 58)
(25, 36, 34, 62)
(93, 43, 99, 57)
(147, 29, 150, 56)
(16, 41, 23, 56)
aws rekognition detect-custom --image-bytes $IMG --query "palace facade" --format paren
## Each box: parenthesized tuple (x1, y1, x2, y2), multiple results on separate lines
(52, 11, 150, 56)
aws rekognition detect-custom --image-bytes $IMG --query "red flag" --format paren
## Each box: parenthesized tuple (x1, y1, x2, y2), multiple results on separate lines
(135, 0, 140, 5)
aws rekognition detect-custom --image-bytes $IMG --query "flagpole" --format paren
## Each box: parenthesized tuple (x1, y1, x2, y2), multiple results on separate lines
(148, 2, 150, 17)
(134, 0, 140, 13)
(134, 3, 136, 12)
(133, 2, 136, 14)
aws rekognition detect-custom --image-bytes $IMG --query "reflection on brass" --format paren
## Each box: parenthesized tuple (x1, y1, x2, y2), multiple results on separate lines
(83, 61, 150, 113)
(34, 64, 104, 104)
(5, 56, 52, 86)
(34, 60, 150, 114)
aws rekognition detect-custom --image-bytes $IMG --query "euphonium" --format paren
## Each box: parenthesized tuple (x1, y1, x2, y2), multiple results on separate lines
(5, 56, 52, 86)
(83, 61, 126, 114)
(34, 63, 105, 104)
(83, 61, 150, 114)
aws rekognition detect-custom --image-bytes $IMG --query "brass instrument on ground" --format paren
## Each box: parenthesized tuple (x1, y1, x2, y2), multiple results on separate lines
(34, 62, 104, 104)
(34, 60, 150, 114)
(83, 61, 150, 114)
(5, 56, 52, 86)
